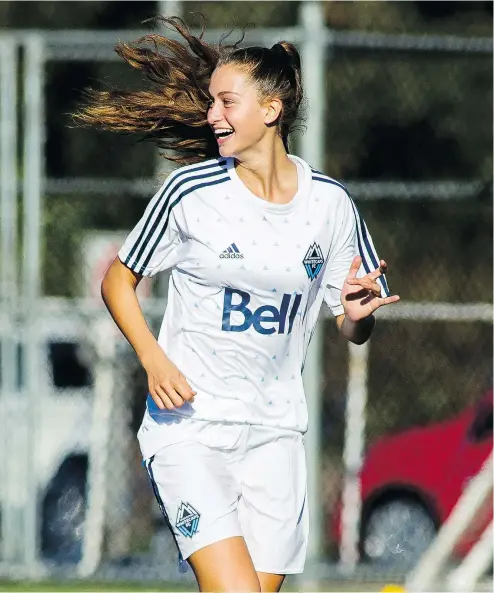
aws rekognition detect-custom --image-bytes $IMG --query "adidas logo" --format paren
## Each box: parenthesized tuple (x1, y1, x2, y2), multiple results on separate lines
(220, 243, 244, 259)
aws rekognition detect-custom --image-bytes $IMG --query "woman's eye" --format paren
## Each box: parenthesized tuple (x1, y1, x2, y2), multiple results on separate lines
(223, 99, 233, 106)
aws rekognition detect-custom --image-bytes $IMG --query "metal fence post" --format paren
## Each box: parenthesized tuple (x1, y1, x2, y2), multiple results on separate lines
(339, 340, 370, 573)
(22, 33, 45, 574)
(299, 0, 327, 581)
(0, 33, 20, 567)
(78, 315, 118, 577)
(155, 1, 183, 299)
(157, 0, 182, 18)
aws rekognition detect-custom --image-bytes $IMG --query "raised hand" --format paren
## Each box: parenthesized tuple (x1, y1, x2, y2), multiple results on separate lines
(341, 255, 400, 322)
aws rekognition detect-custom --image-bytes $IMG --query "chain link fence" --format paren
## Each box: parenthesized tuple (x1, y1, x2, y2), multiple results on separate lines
(0, 1, 492, 589)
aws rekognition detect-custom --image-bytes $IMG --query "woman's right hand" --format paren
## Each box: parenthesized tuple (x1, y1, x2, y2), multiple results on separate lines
(140, 344, 196, 410)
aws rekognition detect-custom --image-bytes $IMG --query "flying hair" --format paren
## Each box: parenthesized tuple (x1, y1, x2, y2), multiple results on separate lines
(72, 16, 305, 165)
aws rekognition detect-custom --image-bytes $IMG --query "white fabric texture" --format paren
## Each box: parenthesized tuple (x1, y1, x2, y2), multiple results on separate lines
(119, 155, 387, 459)
(144, 419, 308, 574)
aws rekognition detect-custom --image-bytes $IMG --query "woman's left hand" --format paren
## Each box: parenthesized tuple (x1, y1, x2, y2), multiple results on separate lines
(341, 255, 400, 322)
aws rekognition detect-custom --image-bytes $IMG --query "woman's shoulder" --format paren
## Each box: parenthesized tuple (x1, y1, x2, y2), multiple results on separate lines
(154, 157, 230, 218)
(310, 167, 349, 197)
(290, 154, 350, 198)
(164, 157, 230, 185)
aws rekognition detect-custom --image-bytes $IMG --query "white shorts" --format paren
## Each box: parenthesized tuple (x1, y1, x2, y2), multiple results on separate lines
(142, 418, 309, 575)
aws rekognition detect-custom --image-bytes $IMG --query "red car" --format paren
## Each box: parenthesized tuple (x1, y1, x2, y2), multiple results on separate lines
(331, 390, 493, 568)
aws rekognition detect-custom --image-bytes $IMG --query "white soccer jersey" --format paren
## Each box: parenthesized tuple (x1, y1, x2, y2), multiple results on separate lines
(118, 155, 388, 458)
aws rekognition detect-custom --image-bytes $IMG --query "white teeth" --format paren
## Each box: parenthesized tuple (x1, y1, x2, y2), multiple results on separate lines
(214, 128, 234, 136)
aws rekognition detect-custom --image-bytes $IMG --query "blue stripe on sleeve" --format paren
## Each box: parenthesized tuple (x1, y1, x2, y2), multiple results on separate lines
(136, 175, 229, 275)
(126, 160, 227, 269)
(312, 173, 390, 297)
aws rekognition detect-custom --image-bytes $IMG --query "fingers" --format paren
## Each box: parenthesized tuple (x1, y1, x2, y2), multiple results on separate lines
(150, 375, 196, 411)
(367, 293, 401, 313)
(347, 258, 390, 295)
(174, 376, 197, 403)
(178, 373, 196, 397)
(380, 294, 401, 306)
(165, 386, 188, 408)
(347, 255, 362, 279)
(347, 275, 382, 296)
(150, 385, 175, 411)
(368, 259, 387, 280)
(364, 259, 388, 282)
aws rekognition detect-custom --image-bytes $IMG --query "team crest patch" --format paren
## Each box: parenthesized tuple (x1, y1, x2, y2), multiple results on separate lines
(176, 501, 200, 538)
(303, 243, 325, 281)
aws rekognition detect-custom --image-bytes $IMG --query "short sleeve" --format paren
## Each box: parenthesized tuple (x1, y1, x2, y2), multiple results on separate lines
(118, 176, 185, 277)
(323, 191, 389, 317)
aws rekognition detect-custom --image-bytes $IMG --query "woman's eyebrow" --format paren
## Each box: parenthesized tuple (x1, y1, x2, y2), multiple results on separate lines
(207, 90, 241, 98)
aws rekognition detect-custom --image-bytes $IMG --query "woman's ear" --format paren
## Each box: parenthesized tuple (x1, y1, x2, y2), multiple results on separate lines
(264, 98, 283, 125)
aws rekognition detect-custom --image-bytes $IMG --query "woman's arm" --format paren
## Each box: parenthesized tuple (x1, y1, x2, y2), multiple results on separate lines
(101, 257, 195, 410)
(336, 313, 375, 345)
(101, 257, 160, 361)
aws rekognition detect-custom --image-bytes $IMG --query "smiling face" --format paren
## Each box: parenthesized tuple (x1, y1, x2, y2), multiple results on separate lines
(207, 64, 281, 159)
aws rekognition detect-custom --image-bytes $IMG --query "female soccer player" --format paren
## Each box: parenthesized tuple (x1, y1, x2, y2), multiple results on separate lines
(74, 16, 400, 593)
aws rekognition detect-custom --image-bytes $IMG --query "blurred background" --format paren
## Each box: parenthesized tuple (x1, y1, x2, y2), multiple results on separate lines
(0, 1, 492, 591)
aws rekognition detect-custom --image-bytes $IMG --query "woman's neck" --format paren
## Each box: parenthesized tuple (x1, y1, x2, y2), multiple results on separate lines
(234, 139, 298, 204)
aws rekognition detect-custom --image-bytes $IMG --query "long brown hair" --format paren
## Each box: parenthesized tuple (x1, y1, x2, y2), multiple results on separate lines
(72, 16, 304, 165)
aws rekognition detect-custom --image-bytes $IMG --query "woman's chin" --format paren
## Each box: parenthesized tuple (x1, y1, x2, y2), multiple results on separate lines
(218, 145, 234, 157)
(217, 136, 240, 158)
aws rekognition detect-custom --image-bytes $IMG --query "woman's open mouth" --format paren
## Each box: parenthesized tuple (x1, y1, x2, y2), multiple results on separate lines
(214, 128, 234, 145)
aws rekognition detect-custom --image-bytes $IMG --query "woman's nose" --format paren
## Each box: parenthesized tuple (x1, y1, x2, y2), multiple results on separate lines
(207, 102, 221, 125)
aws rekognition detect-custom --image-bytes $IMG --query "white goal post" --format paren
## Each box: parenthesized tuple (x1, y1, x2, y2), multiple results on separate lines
(406, 453, 492, 593)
